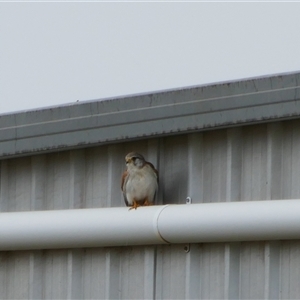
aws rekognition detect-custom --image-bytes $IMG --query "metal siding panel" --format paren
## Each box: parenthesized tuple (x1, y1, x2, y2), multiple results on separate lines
(266, 123, 283, 200)
(224, 243, 241, 300)
(264, 241, 280, 300)
(281, 120, 300, 199)
(85, 147, 109, 208)
(280, 241, 300, 299)
(185, 244, 202, 299)
(44, 154, 58, 210)
(0, 160, 9, 212)
(43, 250, 68, 299)
(7, 160, 17, 212)
(146, 138, 161, 206)
(251, 126, 268, 200)
(105, 248, 121, 299)
(203, 131, 227, 203)
(5, 252, 31, 299)
(119, 247, 148, 299)
(2, 121, 300, 299)
(240, 242, 265, 299)
(290, 120, 300, 198)
(52, 153, 71, 210)
(200, 244, 225, 299)
(0, 252, 8, 299)
(107, 145, 125, 208)
(224, 129, 243, 299)
(143, 246, 157, 299)
(5, 253, 14, 299)
(67, 250, 84, 299)
(241, 125, 268, 201)
(154, 245, 164, 299)
(15, 252, 31, 299)
(29, 251, 43, 300)
(15, 157, 32, 212)
(69, 151, 85, 210)
(226, 128, 243, 202)
(282, 121, 294, 199)
(187, 133, 204, 204)
(159, 245, 187, 299)
(162, 135, 189, 205)
(82, 248, 107, 299)
(31, 156, 47, 211)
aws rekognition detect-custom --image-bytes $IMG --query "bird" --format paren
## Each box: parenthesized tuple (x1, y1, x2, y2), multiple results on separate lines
(121, 152, 159, 210)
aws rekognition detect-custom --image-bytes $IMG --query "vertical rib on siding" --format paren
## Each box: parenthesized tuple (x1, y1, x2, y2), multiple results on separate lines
(2, 120, 300, 299)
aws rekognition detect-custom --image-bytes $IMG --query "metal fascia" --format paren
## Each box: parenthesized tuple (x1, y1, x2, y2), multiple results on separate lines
(0, 72, 300, 158)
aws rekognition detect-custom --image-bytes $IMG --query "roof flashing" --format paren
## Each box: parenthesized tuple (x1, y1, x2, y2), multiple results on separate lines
(1, 71, 300, 159)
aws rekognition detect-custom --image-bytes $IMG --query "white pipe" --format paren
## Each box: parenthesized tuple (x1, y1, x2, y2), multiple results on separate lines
(1, 200, 300, 251)
(158, 200, 300, 243)
(0, 206, 169, 251)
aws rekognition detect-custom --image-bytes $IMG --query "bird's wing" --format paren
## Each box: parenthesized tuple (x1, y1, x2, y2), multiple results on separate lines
(121, 170, 129, 206)
(146, 162, 159, 183)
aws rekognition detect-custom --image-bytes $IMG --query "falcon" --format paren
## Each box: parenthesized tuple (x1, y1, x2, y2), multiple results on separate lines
(121, 152, 159, 210)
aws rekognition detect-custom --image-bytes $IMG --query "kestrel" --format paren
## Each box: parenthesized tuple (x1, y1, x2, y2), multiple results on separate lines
(121, 152, 159, 210)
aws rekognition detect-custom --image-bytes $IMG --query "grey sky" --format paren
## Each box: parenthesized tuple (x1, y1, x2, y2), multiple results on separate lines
(1, 2, 300, 114)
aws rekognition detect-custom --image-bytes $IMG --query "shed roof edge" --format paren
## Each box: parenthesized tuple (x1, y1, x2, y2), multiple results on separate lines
(1, 71, 300, 158)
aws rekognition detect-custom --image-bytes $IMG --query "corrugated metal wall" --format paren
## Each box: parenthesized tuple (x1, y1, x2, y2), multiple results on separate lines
(1, 119, 300, 299)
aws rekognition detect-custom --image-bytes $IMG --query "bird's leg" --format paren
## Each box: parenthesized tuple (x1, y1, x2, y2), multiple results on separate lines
(143, 198, 153, 206)
(129, 199, 140, 210)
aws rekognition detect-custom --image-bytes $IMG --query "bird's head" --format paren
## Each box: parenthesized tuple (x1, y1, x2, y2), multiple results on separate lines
(125, 152, 145, 169)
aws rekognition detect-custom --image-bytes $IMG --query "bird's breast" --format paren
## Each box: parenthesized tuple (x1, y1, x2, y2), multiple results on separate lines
(125, 166, 158, 202)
